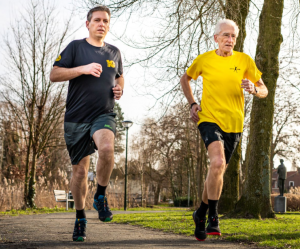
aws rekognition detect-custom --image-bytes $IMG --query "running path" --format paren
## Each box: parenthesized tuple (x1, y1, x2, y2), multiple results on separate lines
(0, 210, 262, 249)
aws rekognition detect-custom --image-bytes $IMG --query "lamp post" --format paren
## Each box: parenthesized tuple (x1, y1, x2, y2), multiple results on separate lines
(122, 120, 133, 211)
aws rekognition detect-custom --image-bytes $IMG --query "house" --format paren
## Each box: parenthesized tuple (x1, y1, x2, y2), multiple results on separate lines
(272, 168, 300, 193)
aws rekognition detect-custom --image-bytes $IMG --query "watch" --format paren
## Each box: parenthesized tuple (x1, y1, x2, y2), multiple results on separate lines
(190, 102, 197, 109)
(254, 86, 258, 95)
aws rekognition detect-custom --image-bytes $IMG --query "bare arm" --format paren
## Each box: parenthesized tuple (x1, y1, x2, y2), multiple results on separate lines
(180, 72, 201, 123)
(241, 78, 268, 98)
(254, 78, 268, 98)
(113, 74, 124, 100)
(180, 73, 197, 105)
(50, 63, 103, 82)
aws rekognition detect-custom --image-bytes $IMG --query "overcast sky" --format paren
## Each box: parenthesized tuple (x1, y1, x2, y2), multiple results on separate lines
(0, 0, 296, 170)
(0, 0, 157, 135)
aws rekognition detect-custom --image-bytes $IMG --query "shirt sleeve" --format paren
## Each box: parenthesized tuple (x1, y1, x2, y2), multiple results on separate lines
(186, 55, 202, 80)
(53, 41, 75, 68)
(244, 55, 262, 85)
(116, 50, 123, 79)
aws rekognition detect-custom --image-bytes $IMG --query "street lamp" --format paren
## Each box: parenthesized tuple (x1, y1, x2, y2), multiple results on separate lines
(122, 120, 133, 211)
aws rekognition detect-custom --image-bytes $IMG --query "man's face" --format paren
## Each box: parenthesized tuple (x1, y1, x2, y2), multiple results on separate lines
(86, 11, 110, 39)
(214, 24, 237, 53)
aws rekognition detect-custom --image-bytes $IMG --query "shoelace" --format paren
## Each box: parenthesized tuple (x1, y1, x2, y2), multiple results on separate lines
(75, 219, 86, 235)
(97, 197, 109, 212)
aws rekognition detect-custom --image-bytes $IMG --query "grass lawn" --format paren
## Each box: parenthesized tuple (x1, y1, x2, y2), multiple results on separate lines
(0, 207, 75, 216)
(0, 205, 185, 217)
(111, 206, 187, 211)
(113, 210, 300, 249)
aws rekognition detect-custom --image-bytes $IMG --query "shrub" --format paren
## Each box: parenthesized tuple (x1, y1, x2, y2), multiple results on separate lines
(271, 193, 300, 211)
(174, 197, 193, 207)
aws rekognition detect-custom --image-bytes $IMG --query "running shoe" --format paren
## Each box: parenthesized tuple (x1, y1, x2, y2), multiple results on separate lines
(192, 211, 207, 241)
(93, 195, 113, 222)
(206, 215, 221, 236)
(72, 218, 87, 242)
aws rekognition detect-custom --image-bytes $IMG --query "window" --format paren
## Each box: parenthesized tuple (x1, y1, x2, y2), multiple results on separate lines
(289, 181, 294, 187)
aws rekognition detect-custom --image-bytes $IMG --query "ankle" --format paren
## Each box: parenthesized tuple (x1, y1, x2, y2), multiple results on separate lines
(208, 199, 219, 217)
(94, 184, 107, 199)
(76, 209, 86, 219)
(196, 201, 209, 218)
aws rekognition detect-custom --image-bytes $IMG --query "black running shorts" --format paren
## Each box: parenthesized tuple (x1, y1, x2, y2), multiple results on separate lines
(198, 122, 241, 164)
(64, 113, 116, 165)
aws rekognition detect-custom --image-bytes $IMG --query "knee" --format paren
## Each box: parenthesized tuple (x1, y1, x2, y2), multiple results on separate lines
(98, 143, 114, 156)
(210, 157, 226, 176)
(73, 167, 88, 181)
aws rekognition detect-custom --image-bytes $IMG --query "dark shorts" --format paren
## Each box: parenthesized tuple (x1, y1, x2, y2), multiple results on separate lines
(64, 113, 116, 165)
(198, 122, 241, 164)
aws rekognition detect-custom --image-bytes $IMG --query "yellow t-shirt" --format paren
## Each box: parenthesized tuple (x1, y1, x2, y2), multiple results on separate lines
(186, 50, 262, 133)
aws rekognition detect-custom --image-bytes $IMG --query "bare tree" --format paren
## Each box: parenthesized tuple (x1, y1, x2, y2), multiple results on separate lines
(271, 85, 300, 167)
(0, 0, 75, 208)
(235, 0, 284, 218)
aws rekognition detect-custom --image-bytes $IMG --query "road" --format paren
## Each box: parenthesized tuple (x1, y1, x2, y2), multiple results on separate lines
(0, 210, 263, 249)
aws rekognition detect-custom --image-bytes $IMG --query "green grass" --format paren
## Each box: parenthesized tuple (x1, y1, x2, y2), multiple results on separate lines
(0, 207, 75, 216)
(111, 205, 188, 211)
(113, 211, 300, 249)
(0, 205, 185, 217)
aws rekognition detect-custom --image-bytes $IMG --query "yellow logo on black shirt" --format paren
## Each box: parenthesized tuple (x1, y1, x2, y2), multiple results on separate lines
(55, 55, 61, 61)
(106, 60, 115, 68)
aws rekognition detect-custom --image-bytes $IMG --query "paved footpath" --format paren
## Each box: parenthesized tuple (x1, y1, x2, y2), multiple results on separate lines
(0, 210, 264, 249)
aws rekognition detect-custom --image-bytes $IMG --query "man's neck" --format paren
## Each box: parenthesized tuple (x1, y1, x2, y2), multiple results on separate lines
(216, 49, 233, 57)
(86, 36, 105, 47)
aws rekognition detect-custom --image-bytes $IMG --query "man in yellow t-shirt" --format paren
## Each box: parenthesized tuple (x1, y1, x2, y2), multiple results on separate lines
(180, 19, 268, 241)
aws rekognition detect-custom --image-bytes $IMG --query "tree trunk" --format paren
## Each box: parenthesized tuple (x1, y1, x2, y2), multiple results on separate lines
(154, 182, 161, 205)
(23, 107, 34, 208)
(28, 150, 37, 208)
(27, 104, 43, 208)
(219, 143, 241, 213)
(225, 0, 250, 52)
(196, 128, 201, 205)
(219, 0, 250, 213)
(234, 0, 284, 218)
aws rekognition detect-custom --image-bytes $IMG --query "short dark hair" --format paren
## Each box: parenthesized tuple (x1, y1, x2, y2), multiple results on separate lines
(87, 6, 111, 22)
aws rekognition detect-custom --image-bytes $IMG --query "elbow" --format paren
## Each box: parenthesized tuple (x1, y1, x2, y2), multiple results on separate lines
(265, 88, 269, 98)
(50, 71, 57, 82)
(262, 87, 269, 98)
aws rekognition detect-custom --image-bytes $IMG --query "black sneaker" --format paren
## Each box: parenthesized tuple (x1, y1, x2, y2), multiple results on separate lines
(72, 218, 87, 242)
(206, 215, 221, 236)
(192, 211, 207, 241)
(93, 195, 113, 222)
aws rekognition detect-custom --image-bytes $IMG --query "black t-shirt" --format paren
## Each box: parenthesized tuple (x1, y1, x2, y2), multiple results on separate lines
(53, 39, 123, 123)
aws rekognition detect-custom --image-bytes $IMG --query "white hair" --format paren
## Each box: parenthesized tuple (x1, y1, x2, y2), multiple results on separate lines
(214, 19, 239, 37)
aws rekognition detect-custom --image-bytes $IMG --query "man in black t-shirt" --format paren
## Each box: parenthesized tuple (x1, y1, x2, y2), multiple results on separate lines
(50, 6, 124, 242)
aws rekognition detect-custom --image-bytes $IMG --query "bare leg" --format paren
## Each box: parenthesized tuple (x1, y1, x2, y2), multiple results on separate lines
(92, 129, 115, 186)
(206, 141, 226, 200)
(70, 156, 90, 210)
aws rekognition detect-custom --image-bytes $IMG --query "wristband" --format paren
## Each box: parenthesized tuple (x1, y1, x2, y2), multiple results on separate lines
(190, 102, 197, 109)
(253, 86, 258, 95)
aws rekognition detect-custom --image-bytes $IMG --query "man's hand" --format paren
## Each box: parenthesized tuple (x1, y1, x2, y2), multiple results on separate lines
(112, 84, 123, 100)
(190, 104, 201, 123)
(81, 63, 102, 77)
(241, 79, 256, 94)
